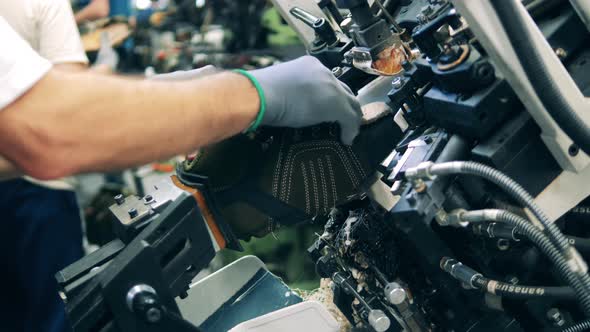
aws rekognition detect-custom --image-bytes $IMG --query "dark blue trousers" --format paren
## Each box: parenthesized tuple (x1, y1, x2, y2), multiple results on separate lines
(0, 179, 83, 332)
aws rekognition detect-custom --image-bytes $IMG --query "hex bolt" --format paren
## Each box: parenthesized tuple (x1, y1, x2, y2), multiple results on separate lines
(114, 194, 125, 205)
(128, 208, 138, 218)
(144, 195, 154, 203)
(392, 76, 404, 89)
(332, 67, 344, 77)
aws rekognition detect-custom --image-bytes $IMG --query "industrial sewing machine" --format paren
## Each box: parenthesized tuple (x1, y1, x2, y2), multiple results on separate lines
(57, 0, 590, 331)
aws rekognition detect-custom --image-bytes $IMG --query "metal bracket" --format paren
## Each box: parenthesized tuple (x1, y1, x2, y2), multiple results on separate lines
(452, 0, 590, 172)
(452, 0, 590, 221)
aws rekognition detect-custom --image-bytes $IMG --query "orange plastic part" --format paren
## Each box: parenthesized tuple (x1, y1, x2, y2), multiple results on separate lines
(171, 175, 227, 249)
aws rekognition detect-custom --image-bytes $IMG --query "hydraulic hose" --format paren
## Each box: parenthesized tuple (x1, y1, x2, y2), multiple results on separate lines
(413, 162, 572, 254)
(441, 257, 577, 300)
(490, 0, 590, 156)
(414, 162, 584, 267)
(563, 319, 590, 332)
(430, 162, 590, 299)
(460, 209, 590, 315)
(472, 276, 576, 300)
(406, 161, 590, 314)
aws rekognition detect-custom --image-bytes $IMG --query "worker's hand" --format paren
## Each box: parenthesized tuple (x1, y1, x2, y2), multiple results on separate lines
(250, 56, 362, 145)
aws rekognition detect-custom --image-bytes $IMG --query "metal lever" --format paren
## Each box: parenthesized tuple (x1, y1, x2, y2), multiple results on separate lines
(290, 7, 321, 27)
(290, 7, 338, 46)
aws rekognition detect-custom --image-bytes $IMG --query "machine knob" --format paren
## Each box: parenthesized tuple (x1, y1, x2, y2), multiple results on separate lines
(385, 282, 407, 305)
(368, 309, 391, 332)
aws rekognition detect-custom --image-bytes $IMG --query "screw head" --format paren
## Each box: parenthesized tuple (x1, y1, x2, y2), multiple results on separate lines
(555, 48, 567, 60)
(568, 144, 579, 157)
(332, 67, 343, 77)
(392, 76, 404, 89)
(128, 208, 138, 218)
(144, 195, 154, 203)
(114, 194, 125, 205)
(497, 239, 510, 251)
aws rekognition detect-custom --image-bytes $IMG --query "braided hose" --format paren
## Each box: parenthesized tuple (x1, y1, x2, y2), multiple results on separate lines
(462, 210, 590, 315)
(430, 162, 569, 252)
(405, 161, 590, 315)
(471, 276, 576, 300)
(563, 319, 590, 332)
(436, 162, 590, 296)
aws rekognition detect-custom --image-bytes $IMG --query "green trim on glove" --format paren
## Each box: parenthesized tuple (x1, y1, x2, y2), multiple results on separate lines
(233, 69, 266, 133)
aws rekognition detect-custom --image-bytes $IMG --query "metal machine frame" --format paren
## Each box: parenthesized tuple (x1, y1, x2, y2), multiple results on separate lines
(453, 0, 590, 221)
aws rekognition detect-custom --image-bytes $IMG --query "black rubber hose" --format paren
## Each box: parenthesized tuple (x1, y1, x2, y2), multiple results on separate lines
(425, 162, 590, 304)
(462, 210, 590, 315)
(442, 162, 590, 298)
(472, 276, 576, 300)
(430, 162, 571, 255)
(563, 320, 590, 332)
(495, 211, 590, 312)
(490, 0, 590, 156)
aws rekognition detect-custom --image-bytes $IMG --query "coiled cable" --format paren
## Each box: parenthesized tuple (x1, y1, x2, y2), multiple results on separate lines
(460, 209, 590, 315)
(425, 161, 590, 296)
(562, 319, 590, 332)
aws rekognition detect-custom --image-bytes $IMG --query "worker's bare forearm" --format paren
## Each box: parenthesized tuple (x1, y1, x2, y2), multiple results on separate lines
(0, 70, 258, 179)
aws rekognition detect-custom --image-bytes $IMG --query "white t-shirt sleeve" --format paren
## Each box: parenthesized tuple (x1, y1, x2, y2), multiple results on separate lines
(0, 16, 52, 110)
(36, 0, 89, 64)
